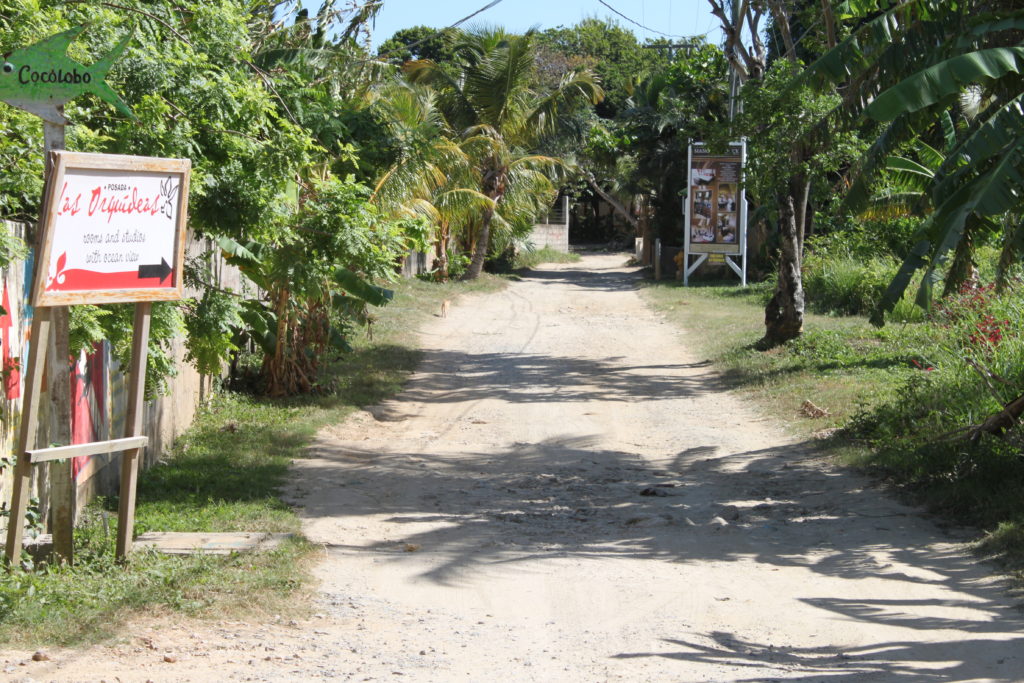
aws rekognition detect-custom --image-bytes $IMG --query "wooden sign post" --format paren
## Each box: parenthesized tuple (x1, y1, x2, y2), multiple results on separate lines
(4, 151, 190, 566)
(42, 115, 74, 564)
(0, 26, 142, 566)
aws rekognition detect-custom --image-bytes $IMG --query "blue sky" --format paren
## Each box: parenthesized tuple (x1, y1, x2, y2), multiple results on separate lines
(363, 0, 723, 50)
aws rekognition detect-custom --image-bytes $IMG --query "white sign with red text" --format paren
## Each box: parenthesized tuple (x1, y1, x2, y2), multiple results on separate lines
(34, 152, 190, 306)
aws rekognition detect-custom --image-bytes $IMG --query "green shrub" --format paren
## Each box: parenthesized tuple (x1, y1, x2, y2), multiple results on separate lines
(803, 252, 896, 316)
(810, 217, 923, 261)
(849, 282, 1024, 526)
(800, 223, 936, 320)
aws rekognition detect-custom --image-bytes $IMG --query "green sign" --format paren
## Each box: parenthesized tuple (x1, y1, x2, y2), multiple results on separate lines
(0, 26, 134, 124)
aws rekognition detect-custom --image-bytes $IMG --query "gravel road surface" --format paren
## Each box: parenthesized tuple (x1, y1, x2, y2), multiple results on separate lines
(9, 253, 1023, 682)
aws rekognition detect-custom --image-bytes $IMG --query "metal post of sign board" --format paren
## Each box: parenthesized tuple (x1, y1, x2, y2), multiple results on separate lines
(683, 142, 693, 286)
(741, 141, 749, 287)
(723, 139, 749, 287)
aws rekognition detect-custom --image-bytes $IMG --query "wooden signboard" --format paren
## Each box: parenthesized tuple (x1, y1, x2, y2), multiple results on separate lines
(4, 151, 191, 566)
(33, 152, 189, 306)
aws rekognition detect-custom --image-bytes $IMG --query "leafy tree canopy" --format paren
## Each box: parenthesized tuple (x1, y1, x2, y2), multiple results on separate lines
(536, 18, 669, 117)
(378, 25, 459, 65)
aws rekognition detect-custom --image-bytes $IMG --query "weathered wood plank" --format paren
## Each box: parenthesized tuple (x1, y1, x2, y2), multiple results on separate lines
(48, 304, 73, 564)
(28, 436, 149, 463)
(115, 302, 151, 560)
(43, 122, 74, 565)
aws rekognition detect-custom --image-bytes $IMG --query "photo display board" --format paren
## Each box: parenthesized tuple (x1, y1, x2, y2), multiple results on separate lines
(686, 142, 744, 255)
(33, 151, 190, 307)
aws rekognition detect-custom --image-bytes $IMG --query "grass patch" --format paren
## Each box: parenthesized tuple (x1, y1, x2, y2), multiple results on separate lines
(639, 278, 926, 433)
(513, 246, 581, 270)
(0, 273, 507, 647)
(639, 277, 1024, 575)
(978, 522, 1024, 580)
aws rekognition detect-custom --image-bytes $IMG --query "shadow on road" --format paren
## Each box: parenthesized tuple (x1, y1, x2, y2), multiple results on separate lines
(519, 263, 640, 292)
(293, 254, 1024, 681)
(298, 430, 1024, 679)
(389, 350, 724, 404)
(613, 629, 1024, 682)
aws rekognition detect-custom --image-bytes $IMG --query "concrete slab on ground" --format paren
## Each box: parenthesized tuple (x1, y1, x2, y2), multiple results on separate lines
(134, 531, 292, 555)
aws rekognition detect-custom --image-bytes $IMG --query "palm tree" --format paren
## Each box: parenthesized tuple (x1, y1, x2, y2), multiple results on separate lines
(370, 81, 495, 280)
(406, 28, 602, 280)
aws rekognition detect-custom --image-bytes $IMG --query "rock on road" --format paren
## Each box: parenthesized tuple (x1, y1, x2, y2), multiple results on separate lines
(13, 253, 1024, 682)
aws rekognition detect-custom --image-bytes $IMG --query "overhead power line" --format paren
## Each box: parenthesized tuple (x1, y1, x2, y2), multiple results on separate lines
(597, 0, 693, 39)
(377, 0, 506, 60)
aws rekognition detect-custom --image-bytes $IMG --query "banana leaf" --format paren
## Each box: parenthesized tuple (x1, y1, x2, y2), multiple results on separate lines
(333, 267, 394, 307)
(239, 302, 276, 354)
(867, 48, 1024, 121)
(871, 238, 930, 326)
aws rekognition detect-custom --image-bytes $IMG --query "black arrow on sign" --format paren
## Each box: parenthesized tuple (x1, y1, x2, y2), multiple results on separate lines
(138, 258, 172, 283)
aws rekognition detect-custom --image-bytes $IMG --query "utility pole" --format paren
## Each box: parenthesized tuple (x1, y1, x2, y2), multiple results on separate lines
(642, 42, 698, 60)
(728, 0, 742, 121)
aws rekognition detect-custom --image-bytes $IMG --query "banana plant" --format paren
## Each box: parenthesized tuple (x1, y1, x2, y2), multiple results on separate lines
(216, 174, 398, 396)
(799, 0, 1024, 323)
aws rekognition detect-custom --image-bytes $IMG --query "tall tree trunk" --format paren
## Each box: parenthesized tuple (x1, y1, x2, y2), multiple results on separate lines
(434, 221, 450, 281)
(266, 286, 291, 396)
(462, 208, 492, 281)
(462, 166, 504, 281)
(796, 175, 811, 254)
(762, 193, 804, 346)
(768, 1, 796, 59)
(821, 0, 838, 49)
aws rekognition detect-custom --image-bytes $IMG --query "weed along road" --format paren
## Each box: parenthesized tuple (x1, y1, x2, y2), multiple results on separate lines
(15, 253, 1024, 681)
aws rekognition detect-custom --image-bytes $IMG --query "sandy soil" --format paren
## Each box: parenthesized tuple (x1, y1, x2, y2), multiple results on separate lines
(6, 253, 1024, 682)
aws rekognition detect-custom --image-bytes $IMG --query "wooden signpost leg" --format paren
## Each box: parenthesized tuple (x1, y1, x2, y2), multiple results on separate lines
(42, 120, 74, 565)
(47, 306, 73, 564)
(115, 302, 151, 561)
(4, 309, 52, 566)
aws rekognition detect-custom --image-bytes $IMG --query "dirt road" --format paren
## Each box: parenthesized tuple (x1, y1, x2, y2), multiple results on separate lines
(12, 253, 1024, 681)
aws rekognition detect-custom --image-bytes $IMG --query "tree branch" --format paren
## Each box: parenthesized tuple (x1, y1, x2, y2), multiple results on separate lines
(706, 0, 757, 82)
(584, 173, 638, 230)
(970, 392, 1024, 441)
(768, 1, 797, 62)
(821, 0, 838, 49)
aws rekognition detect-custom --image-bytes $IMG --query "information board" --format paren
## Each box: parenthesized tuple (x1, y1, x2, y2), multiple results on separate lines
(686, 142, 744, 255)
(33, 151, 190, 307)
